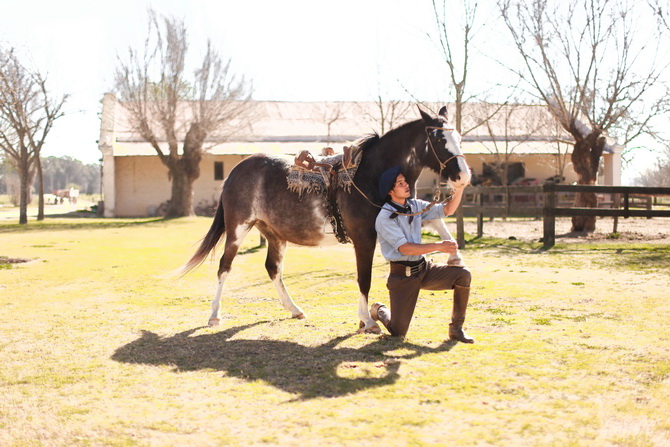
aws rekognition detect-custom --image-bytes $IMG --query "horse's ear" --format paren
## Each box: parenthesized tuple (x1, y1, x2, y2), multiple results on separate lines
(438, 106, 448, 120)
(417, 105, 433, 124)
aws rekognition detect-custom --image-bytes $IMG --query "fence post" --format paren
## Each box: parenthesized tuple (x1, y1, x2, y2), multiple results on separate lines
(456, 203, 465, 249)
(477, 188, 484, 237)
(623, 192, 630, 218)
(613, 193, 621, 233)
(543, 181, 556, 249)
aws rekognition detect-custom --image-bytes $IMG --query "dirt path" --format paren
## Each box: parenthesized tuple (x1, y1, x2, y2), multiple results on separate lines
(461, 216, 670, 244)
(0, 200, 96, 221)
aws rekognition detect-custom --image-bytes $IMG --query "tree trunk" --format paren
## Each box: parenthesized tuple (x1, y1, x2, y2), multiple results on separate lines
(19, 159, 29, 225)
(570, 126, 606, 232)
(166, 163, 196, 218)
(164, 122, 205, 218)
(36, 155, 45, 221)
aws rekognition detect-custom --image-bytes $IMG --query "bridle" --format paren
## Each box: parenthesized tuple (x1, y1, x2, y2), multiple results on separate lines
(340, 124, 466, 217)
(424, 125, 467, 179)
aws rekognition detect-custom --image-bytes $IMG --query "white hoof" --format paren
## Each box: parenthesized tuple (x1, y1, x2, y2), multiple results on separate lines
(208, 318, 220, 327)
(357, 321, 382, 334)
(292, 312, 306, 320)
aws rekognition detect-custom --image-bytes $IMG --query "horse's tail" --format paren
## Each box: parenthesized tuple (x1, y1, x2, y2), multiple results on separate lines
(180, 198, 226, 276)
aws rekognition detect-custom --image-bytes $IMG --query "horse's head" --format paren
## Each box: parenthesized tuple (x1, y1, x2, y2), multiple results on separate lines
(419, 106, 471, 189)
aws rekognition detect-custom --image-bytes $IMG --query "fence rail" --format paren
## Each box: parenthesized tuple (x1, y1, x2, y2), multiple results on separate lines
(442, 184, 670, 249)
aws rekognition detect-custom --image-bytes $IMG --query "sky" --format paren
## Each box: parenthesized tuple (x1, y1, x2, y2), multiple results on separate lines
(0, 0, 453, 164)
(0, 0, 664, 183)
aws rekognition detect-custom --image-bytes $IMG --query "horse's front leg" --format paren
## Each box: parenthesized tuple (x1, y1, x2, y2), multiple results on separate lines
(423, 219, 465, 267)
(265, 236, 305, 319)
(357, 292, 380, 334)
(354, 242, 381, 334)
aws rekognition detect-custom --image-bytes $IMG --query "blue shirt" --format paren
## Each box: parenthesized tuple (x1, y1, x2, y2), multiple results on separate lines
(375, 198, 445, 262)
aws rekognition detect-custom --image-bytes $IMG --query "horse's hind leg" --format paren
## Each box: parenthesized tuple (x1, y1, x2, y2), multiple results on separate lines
(264, 235, 305, 319)
(209, 224, 250, 327)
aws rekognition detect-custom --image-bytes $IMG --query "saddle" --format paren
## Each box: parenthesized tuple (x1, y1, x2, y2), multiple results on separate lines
(288, 146, 361, 244)
(293, 146, 357, 173)
(293, 150, 334, 172)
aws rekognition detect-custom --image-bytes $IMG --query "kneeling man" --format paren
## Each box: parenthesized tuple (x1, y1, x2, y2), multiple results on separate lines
(371, 166, 474, 342)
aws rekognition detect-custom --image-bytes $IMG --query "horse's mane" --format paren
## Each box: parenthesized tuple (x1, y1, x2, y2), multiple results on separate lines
(356, 119, 423, 153)
(356, 133, 380, 152)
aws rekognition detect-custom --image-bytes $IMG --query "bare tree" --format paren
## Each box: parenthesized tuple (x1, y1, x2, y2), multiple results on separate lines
(648, 0, 670, 31)
(0, 46, 67, 224)
(364, 97, 413, 135)
(425, 0, 526, 165)
(429, 0, 481, 133)
(499, 0, 670, 231)
(478, 103, 552, 186)
(114, 10, 254, 217)
(320, 102, 349, 147)
(634, 146, 670, 186)
(354, 64, 414, 136)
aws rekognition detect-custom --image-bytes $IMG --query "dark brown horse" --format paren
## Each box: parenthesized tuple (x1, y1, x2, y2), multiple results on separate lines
(182, 107, 471, 333)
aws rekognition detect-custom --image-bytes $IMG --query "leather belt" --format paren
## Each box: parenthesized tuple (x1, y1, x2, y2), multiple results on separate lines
(390, 259, 426, 277)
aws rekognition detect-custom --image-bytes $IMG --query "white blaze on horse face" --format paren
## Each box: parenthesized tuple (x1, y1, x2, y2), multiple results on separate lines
(439, 128, 471, 189)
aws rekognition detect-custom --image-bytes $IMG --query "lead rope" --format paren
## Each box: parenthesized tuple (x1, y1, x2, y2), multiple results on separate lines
(339, 126, 465, 217)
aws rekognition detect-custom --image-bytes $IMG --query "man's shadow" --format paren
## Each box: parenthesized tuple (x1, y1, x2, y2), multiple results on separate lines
(111, 322, 457, 400)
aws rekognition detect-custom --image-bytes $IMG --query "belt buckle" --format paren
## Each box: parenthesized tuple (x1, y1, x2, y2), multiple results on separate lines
(405, 266, 412, 277)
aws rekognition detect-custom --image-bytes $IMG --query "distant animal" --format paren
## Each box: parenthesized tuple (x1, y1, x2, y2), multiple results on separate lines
(182, 106, 471, 333)
(52, 188, 79, 204)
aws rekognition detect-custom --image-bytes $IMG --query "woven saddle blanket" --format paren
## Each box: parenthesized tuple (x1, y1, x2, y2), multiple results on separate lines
(287, 146, 362, 197)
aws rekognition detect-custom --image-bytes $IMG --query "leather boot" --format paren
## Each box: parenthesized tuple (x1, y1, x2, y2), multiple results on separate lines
(370, 302, 391, 331)
(449, 285, 474, 343)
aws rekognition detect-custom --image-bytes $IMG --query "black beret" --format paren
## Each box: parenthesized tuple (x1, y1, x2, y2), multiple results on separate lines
(378, 166, 402, 200)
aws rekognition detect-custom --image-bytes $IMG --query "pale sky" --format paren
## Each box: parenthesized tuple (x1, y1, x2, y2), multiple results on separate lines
(1, 0, 455, 164)
(0, 0, 664, 183)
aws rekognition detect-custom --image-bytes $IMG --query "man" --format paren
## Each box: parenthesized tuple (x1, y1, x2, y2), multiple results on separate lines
(371, 166, 474, 342)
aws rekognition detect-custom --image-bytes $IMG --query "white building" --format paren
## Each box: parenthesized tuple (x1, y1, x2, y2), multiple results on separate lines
(98, 94, 621, 217)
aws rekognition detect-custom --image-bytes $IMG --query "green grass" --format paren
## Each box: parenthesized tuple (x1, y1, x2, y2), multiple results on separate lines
(1, 217, 669, 446)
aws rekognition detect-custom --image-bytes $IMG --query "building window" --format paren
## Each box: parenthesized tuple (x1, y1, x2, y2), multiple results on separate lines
(214, 161, 224, 180)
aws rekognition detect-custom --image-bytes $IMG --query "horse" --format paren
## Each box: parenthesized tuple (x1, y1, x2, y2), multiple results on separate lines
(182, 106, 471, 333)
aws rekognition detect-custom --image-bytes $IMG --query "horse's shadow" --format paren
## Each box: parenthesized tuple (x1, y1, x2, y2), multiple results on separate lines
(111, 322, 456, 400)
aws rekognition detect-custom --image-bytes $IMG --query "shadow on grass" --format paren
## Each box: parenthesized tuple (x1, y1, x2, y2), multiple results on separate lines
(112, 322, 457, 400)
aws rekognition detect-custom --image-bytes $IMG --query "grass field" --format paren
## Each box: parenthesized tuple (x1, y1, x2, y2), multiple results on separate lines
(1, 217, 669, 446)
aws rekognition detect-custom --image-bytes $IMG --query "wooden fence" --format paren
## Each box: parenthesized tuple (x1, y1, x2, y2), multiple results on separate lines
(441, 184, 670, 249)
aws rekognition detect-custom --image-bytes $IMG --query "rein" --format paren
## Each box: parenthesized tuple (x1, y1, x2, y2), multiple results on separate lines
(340, 125, 465, 217)
(424, 126, 466, 172)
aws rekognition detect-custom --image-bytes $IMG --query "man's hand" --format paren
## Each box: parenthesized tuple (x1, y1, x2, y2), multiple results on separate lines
(434, 240, 458, 255)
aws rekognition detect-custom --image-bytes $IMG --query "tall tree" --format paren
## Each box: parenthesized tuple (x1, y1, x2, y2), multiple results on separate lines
(499, 0, 670, 231)
(430, 0, 480, 133)
(0, 46, 66, 224)
(114, 10, 254, 217)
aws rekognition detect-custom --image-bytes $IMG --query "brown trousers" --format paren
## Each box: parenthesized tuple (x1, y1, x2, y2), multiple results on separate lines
(385, 259, 471, 337)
